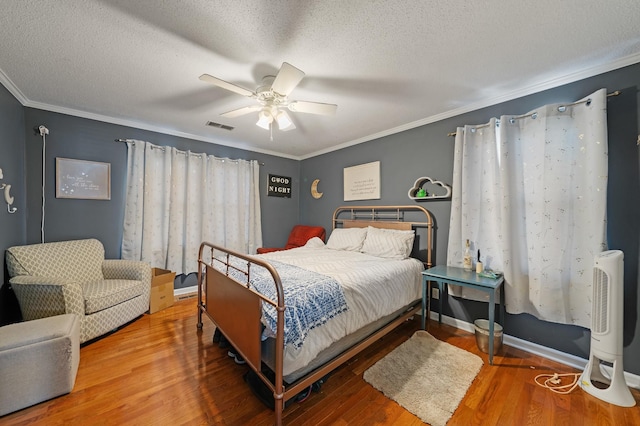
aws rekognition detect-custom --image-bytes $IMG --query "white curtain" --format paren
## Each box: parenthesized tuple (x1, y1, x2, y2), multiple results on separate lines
(121, 140, 262, 275)
(447, 89, 609, 327)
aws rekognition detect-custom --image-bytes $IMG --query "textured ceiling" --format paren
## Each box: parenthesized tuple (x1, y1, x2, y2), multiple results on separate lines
(1, 0, 639, 159)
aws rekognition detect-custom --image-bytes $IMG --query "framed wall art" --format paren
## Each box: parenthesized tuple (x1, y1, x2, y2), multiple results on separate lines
(56, 157, 111, 200)
(343, 161, 380, 201)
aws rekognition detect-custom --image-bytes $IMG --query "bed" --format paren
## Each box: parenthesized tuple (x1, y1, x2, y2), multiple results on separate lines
(197, 205, 434, 425)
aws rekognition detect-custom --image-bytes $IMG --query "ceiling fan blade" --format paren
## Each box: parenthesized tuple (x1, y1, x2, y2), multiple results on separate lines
(220, 105, 261, 118)
(271, 62, 305, 96)
(199, 74, 255, 97)
(288, 101, 337, 116)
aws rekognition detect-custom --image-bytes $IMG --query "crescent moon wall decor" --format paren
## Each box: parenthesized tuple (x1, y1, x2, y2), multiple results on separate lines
(311, 179, 323, 199)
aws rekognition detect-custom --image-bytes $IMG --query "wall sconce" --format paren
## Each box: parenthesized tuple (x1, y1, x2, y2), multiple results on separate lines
(0, 167, 17, 213)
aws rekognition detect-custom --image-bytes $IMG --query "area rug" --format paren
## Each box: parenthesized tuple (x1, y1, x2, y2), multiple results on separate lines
(363, 330, 483, 426)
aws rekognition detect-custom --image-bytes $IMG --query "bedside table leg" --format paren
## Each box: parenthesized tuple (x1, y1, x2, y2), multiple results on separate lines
(488, 292, 496, 365)
(438, 282, 444, 323)
(421, 277, 427, 330)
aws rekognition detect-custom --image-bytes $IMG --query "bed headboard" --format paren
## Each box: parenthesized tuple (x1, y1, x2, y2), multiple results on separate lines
(332, 205, 434, 267)
(341, 220, 412, 231)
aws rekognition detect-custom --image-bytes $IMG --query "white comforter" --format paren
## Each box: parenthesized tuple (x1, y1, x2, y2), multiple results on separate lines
(257, 238, 424, 376)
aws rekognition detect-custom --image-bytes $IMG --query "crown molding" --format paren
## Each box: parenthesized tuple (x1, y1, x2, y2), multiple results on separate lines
(0, 68, 29, 105)
(300, 52, 640, 160)
(24, 100, 301, 160)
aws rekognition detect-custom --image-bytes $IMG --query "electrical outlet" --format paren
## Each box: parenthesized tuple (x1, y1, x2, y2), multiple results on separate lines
(431, 287, 439, 300)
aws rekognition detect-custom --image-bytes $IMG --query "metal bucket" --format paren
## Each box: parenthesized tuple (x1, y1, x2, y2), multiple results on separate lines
(474, 319, 503, 355)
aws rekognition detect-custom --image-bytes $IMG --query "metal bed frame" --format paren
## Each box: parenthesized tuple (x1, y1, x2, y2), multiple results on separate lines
(197, 205, 433, 425)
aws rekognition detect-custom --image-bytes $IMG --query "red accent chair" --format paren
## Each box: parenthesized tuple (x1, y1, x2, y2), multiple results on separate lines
(257, 225, 326, 254)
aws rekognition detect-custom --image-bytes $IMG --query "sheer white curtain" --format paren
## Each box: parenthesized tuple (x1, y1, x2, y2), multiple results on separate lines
(448, 89, 608, 327)
(121, 140, 262, 275)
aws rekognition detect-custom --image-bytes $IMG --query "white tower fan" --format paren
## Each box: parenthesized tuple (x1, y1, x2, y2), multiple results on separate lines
(579, 250, 635, 407)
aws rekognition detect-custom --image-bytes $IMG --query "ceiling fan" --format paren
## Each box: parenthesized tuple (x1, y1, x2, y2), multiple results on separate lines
(199, 62, 337, 135)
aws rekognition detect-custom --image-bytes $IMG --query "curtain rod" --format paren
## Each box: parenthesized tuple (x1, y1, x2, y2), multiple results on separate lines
(447, 90, 622, 137)
(114, 139, 265, 165)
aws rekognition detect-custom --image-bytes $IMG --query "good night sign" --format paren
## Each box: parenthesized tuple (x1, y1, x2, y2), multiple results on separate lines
(267, 174, 292, 198)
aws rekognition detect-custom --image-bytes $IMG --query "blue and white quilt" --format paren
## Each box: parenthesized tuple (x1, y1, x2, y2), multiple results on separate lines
(251, 260, 349, 349)
(224, 244, 424, 377)
(218, 258, 349, 349)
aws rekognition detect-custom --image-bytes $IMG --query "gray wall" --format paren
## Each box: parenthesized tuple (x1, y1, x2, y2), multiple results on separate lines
(0, 84, 26, 324)
(300, 123, 455, 266)
(22, 108, 300, 258)
(301, 63, 640, 375)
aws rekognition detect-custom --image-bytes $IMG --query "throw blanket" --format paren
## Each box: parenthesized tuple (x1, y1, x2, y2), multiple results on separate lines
(217, 258, 349, 349)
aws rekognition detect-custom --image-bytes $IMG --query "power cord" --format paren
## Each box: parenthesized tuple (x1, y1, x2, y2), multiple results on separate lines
(38, 125, 49, 243)
(534, 372, 582, 394)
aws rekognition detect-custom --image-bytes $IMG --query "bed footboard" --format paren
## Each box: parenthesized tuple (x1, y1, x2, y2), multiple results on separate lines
(197, 242, 287, 423)
(204, 264, 263, 367)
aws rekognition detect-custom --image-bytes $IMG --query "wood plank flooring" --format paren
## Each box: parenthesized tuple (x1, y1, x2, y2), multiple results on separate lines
(3, 298, 638, 425)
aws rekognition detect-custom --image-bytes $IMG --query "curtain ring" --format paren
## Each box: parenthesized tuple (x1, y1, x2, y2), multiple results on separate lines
(558, 106, 567, 112)
(586, 98, 592, 106)
(531, 112, 538, 119)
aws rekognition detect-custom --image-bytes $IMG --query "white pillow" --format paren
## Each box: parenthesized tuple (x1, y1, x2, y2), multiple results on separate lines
(304, 237, 326, 248)
(325, 227, 368, 251)
(360, 226, 415, 259)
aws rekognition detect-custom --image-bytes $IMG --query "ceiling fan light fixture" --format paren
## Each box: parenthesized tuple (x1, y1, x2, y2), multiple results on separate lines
(275, 110, 293, 130)
(256, 110, 273, 130)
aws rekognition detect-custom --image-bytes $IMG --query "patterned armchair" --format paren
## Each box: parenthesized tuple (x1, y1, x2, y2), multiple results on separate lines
(6, 239, 151, 343)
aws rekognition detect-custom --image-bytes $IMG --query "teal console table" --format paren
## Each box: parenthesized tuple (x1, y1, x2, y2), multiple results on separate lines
(421, 265, 505, 365)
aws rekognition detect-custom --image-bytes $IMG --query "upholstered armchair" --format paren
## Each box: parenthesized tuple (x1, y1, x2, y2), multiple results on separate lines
(6, 239, 151, 343)
(257, 225, 326, 254)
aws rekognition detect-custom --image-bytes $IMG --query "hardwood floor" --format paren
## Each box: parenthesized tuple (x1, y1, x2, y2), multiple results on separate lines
(3, 298, 638, 425)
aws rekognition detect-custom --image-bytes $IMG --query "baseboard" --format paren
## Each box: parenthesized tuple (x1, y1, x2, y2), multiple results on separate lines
(174, 285, 198, 300)
(430, 311, 640, 390)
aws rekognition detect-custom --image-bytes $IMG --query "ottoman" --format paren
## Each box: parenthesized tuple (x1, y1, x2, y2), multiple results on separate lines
(0, 314, 80, 416)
